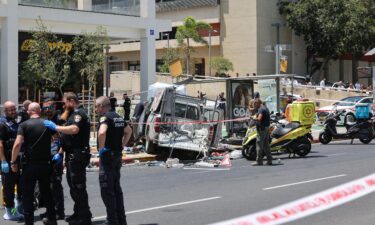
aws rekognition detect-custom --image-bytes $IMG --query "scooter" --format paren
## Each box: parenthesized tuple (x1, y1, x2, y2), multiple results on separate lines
(319, 110, 373, 144)
(242, 114, 313, 160)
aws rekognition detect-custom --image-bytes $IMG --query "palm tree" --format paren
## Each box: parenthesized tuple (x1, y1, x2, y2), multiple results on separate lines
(176, 16, 212, 74)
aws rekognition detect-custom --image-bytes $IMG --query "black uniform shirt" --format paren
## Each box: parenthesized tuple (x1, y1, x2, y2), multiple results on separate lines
(18, 118, 54, 163)
(17, 109, 29, 124)
(0, 117, 18, 160)
(257, 106, 271, 128)
(98, 111, 125, 151)
(123, 97, 131, 111)
(60, 106, 90, 152)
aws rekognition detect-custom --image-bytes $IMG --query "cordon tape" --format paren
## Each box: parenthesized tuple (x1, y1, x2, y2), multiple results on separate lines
(210, 173, 375, 225)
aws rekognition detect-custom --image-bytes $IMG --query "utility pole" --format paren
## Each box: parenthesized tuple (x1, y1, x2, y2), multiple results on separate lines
(104, 45, 111, 97)
(208, 29, 217, 76)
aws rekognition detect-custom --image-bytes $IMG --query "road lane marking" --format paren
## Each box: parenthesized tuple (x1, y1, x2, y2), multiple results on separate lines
(263, 174, 347, 191)
(93, 196, 222, 221)
(183, 168, 231, 171)
(326, 153, 348, 157)
(211, 173, 375, 225)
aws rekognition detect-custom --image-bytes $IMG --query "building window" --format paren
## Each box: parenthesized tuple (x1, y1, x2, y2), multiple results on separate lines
(128, 61, 140, 71)
(109, 61, 125, 73)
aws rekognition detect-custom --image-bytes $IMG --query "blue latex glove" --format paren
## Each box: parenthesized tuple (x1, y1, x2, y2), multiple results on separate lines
(1, 161, 9, 173)
(99, 147, 110, 157)
(43, 120, 57, 131)
(52, 153, 63, 166)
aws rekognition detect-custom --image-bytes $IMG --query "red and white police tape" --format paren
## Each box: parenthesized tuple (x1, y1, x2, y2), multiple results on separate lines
(129, 117, 249, 126)
(210, 173, 375, 225)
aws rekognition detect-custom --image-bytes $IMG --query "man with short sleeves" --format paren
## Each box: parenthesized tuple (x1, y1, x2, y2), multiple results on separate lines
(252, 101, 273, 166)
(43, 92, 92, 225)
(96, 96, 132, 225)
(10, 102, 57, 225)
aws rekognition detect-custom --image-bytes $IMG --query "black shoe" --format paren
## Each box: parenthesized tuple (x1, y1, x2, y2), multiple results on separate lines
(65, 214, 78, 222)
(69, 218, 92, 225)
(39, 212, 47, 219)
(42, 218, 58, 225)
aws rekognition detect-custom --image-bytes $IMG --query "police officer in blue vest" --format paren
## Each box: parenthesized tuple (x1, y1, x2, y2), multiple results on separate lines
(0, 101, 24, 221)
(96, 96, 132, 225)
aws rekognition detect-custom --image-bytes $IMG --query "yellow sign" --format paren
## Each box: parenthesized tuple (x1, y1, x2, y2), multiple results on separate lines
(169, 60, 182, 77)
(280, 57, 288, 73)
(21, 39, 73, 54)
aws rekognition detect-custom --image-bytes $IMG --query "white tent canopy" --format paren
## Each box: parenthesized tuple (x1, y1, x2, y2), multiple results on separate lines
(147, 82, 186, 100)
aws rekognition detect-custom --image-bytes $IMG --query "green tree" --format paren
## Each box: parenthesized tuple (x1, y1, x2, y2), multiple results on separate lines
(22, 18, 71, 96)
(72, 26, 110, 95)
(279, 0, 375, 82)
(176, 16, 211, 74)
(160, 47, 184, 73)
(211, 57, 234, 75)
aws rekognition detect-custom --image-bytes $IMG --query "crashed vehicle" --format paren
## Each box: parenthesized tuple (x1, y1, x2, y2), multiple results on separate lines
(142, 87, 223, 155)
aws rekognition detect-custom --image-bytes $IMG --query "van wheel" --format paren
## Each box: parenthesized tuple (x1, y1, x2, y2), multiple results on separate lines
(145, 136, 156, 154)
(242, 144, 256, 161)
(345, 113, 356, 124)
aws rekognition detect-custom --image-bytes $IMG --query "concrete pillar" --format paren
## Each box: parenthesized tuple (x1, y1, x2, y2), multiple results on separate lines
(1, 0, 18, 104)
(140, 0, 156, 101)
(77, 0, 92, 11)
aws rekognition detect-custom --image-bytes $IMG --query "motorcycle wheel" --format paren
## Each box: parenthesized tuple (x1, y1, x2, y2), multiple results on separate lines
(294, 138, 311, 157)
(319, 132, 332, 144)
(242, 144, 256, 161)
(359, 136, 372, 144)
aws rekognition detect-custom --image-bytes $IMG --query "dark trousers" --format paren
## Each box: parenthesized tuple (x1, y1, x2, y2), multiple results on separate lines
(256, 127, 272, 163)
(66, 151, 92, 220)
(22, 163, 56, 225)
(124, 110, 130, 121)
(100, 151, 127, 225)
(51, 164, 64, 215)
(1, 166, 20, 208)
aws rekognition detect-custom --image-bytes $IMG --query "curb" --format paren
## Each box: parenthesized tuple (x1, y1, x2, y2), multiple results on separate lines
(90, 153, 156, 167)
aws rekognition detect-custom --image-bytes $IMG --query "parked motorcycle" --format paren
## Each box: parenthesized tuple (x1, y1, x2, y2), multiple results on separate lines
(242, 114, 313, 160)
(319, 110, 373, 144)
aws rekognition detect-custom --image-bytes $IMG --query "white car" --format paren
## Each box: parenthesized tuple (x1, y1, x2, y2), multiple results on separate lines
(316, 96, 374, 125)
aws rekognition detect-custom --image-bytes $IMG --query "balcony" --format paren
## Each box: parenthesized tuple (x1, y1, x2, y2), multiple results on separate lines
(18, 0, 141, 17)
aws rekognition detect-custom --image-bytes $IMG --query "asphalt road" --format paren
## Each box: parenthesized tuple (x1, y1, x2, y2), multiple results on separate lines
(1, 140, 375, 225)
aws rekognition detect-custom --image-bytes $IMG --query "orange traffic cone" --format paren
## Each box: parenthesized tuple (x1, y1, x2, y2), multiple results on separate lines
(220, 154, 232, 167)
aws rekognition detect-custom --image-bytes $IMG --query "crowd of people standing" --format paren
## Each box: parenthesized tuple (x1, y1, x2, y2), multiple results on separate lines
(0, 92, 131, 225)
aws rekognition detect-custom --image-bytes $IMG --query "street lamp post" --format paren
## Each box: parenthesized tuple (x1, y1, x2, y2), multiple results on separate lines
(104, 45, 111, 97)
(208, 29, 217, 76)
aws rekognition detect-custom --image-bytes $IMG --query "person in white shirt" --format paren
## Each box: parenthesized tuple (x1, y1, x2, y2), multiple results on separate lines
(320, 78, 326, 87)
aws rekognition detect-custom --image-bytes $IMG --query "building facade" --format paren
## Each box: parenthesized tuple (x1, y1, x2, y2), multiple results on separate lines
(110, 0, 374, 85)
(0, 0, 171, 103)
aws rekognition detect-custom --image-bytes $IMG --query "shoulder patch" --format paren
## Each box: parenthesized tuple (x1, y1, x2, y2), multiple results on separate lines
(99, 116, 107, 123)
(74, 114, 82, 123)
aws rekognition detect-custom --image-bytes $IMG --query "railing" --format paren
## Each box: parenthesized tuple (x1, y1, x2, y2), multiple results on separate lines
(18, 0, 141, 17)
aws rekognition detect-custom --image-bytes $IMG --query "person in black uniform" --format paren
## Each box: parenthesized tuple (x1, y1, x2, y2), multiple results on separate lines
(39, 101, 65, 220)
(17, 100, 32, 124)
(96, 96, 132, 225)
(43, 92, 92, 225)
(10, 102, 57, 225)
(0, 101, 24, 221)
(122, 93, 131, 121)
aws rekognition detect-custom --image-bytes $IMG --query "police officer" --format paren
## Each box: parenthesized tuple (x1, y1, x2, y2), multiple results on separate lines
(43, 92, 92, 225)
(252, 100, 273, 166)
(17, 100, 32, 124)
(39, 101, 65, 220)
(10, 102, 57, 225)
(0, 101, 24, 221)
(96, 96, 132, 225)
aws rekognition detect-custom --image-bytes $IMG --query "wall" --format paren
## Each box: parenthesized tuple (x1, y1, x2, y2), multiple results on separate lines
(220, 0, 257, 76)
(156, 5, 220, 25)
